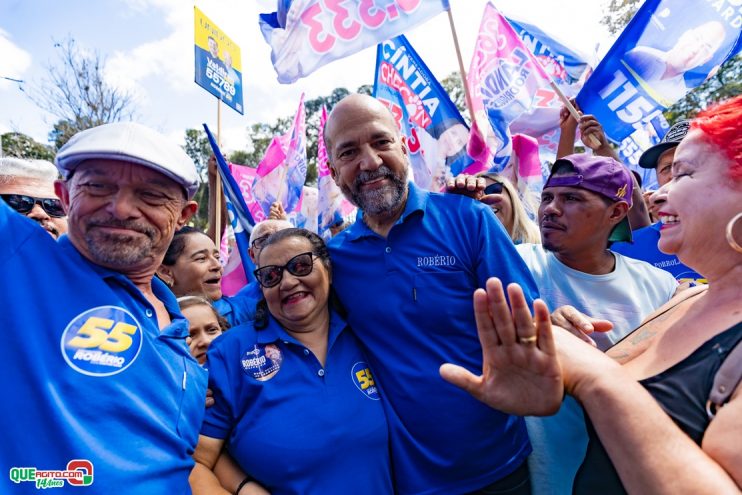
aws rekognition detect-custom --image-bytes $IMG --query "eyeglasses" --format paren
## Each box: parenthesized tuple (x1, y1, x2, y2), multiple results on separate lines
(1, 194, 65, 217)
(254, 252, 316, 288)
(251, 234, 271, 250)
(483, 182, 504, 196)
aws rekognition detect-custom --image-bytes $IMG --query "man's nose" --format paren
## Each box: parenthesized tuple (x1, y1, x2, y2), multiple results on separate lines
(26, 203, 52, 222)
(358, 145, 383, 172)
(107, 190, 141, 219)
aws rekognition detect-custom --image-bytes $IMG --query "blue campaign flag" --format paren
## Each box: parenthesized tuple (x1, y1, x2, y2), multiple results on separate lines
(506, 17, 590, 84)
(373, 35, 473, 191)
(577, 0, 742, 143)
(203, 124, 256, 283)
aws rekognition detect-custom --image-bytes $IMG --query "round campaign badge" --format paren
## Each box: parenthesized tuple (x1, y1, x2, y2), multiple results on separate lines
(351, 362, 380, 400)
(241, 344, 283, 381)
(60, 306, 144, 377)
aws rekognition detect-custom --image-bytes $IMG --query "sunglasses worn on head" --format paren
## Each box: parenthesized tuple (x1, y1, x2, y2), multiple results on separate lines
(1, 194, 65, 218)
(254, 251, 316, 288)
(251, 234, 271, 250)
(483, 182, 504, 196)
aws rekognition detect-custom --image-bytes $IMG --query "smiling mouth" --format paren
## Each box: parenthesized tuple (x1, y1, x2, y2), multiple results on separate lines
(283, 292, 309, 305)
(360, 177, 388, 189)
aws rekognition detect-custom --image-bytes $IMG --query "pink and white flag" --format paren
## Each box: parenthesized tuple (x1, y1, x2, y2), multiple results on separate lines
(467, 2, 552, 171)
(317, 106, 356, 240)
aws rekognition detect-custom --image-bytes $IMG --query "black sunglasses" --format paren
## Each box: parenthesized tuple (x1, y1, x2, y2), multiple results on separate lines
(1, 194, 65, 218)
(251, 234, 271, 250)
(483, 182, 504, 196)
(254, 252, 316, 288)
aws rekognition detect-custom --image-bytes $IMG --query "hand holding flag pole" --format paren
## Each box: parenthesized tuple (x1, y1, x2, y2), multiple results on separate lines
(548, 81, 601, 149)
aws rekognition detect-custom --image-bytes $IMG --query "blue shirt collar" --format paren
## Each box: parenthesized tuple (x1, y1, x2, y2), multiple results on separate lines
(256, 308, 348, 351)
(57, 235, 188, 339)
(344, 181, 428, 241)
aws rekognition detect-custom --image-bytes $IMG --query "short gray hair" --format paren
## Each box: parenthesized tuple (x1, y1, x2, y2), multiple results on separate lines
(249, 219, 293, 245)
(0, 157, 59, 185)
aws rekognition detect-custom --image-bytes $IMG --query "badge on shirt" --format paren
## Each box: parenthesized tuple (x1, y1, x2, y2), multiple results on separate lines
(60, 306, 143, 377)
(351, 362, 380, 400)
(242, 344, 282, 381)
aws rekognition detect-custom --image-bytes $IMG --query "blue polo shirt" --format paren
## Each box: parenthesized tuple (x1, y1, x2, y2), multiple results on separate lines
(612, 222, 705, 285)
(214, 282, 262, 327)
(202, 310, 392, 495)
(328, 182, 539, 495)
(0, 200, 207, 494)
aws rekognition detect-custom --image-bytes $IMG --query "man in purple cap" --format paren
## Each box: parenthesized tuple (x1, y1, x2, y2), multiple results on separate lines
(516, 153, 678, 494)
(612, 121, 704, 284)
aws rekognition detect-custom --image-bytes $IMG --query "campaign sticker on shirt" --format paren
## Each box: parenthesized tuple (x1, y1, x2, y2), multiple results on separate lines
(242, 344, 282, 381)
(351, 362, 380, 400)
(60, 306, 143, 377)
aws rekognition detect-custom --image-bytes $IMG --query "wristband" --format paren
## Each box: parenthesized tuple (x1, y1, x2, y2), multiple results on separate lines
(234, 475, 254, 495)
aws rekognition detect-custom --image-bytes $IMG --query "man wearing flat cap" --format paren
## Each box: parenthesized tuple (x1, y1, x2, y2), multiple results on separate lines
(0, 122, 207, 493)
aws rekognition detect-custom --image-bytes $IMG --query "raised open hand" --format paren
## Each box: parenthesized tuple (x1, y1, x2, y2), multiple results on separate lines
(440, 278, 563, 416)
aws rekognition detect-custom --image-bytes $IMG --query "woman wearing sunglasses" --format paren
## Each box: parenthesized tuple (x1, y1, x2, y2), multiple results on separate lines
(476, 173, 541, 245)
(190, 228, 392, 495)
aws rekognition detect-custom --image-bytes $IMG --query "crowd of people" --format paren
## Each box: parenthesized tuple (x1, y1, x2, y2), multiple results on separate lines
(0, 92, 740, 494)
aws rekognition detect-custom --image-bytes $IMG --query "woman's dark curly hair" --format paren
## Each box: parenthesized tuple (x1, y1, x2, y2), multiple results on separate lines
(253, 228, 345, 329)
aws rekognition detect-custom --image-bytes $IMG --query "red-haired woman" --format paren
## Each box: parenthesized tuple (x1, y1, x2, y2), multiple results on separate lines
(442, 95, 742, 494)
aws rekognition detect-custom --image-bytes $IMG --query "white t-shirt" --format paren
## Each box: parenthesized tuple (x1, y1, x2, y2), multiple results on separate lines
(516, 243, 677, 494)
(516, 243, 677, 349)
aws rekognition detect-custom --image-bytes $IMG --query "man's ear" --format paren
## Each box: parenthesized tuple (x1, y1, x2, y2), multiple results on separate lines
(400, 135, 408, 157)
(54, 180, 70, 214)
(329, 160, 343, 188)
(609, 201, 630, 226)
(178, 200, 199, 228)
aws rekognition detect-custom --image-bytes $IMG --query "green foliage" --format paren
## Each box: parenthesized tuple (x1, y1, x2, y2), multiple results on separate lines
(664, 55, 742, 122)
(601, 0, 641, 35)
(1, 132, 55, 161)
(181, 128, 210, 230)
(441, 72, 469, 124)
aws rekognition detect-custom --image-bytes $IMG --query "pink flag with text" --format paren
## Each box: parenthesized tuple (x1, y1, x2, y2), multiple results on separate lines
(317, 106, 356, 240)
(467, 2, 552, 171)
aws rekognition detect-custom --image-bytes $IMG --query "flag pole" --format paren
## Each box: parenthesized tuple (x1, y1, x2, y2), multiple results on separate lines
(214, 97, 222, 245)
(547, 80, 601, 149)
(446, 3, 476, 125)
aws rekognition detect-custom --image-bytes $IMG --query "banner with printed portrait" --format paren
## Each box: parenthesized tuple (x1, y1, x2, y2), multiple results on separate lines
(374, 35, 474, 191)
(576, 0, 742, 142)
(194, 6, 244, 114)
(506, 16, 591, 156)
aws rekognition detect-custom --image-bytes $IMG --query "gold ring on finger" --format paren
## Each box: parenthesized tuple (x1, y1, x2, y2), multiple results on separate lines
(518, 336, 537, 345)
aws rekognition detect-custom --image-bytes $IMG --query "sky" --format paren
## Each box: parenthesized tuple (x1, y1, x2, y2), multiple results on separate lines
(0, 0, 612, 155)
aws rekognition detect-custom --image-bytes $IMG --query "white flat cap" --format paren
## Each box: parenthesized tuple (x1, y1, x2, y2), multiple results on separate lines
(55, 122, 200, 199)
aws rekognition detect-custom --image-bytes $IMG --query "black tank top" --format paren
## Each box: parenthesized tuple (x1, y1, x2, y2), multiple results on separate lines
(573, 322, 742, 494)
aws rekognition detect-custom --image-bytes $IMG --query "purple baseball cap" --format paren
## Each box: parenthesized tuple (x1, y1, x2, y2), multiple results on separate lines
(545, 153, 634, 242)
